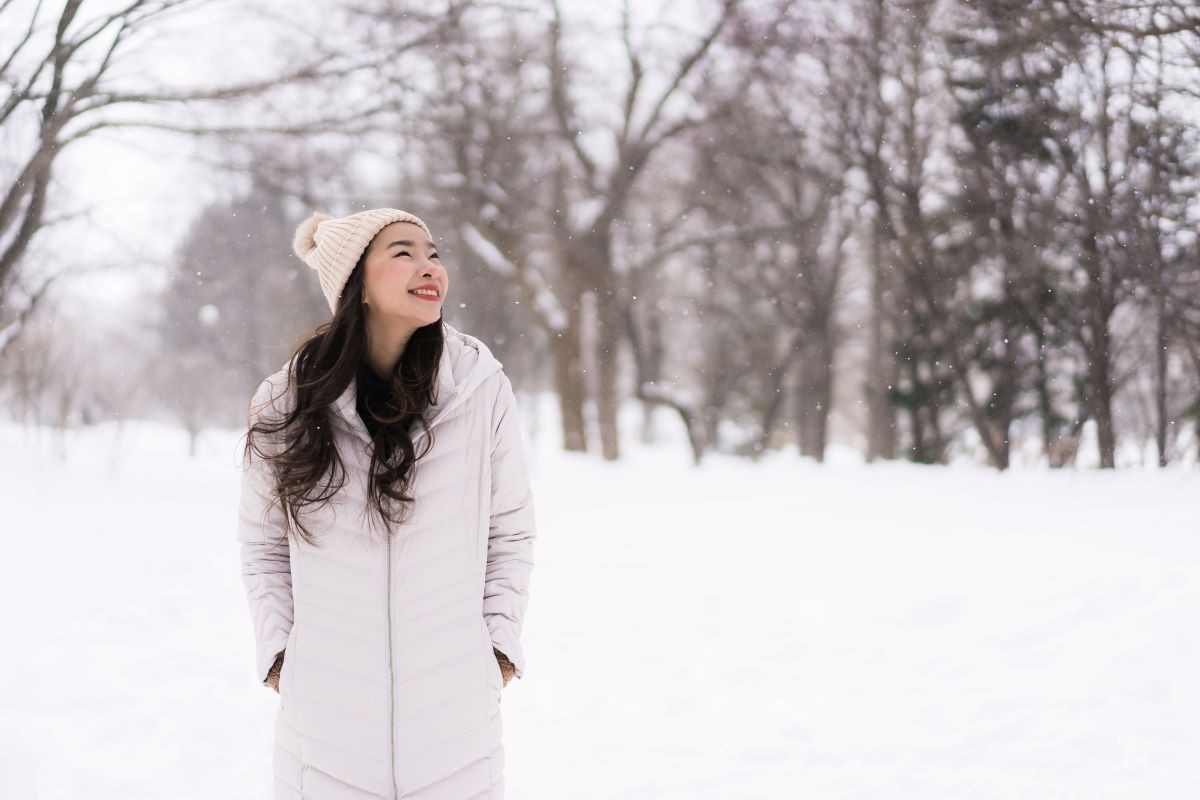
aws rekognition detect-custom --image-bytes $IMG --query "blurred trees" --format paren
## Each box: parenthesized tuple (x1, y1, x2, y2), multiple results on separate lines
(154, 169, 328, 448)
(3, 0, 1199, 469)
(0, 0, 409, 352)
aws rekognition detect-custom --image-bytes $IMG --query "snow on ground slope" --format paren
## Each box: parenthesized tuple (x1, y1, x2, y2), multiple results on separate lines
(0, 395, 1197, 799)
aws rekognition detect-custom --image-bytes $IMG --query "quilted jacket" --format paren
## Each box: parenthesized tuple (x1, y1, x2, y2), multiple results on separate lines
(237, 321, 536, 799)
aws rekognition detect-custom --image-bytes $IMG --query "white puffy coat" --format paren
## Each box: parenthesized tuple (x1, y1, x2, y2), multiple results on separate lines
(237, 321, 536, 799)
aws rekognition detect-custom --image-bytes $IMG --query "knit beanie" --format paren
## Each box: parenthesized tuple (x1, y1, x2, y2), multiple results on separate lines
(292, 208, 433, 314)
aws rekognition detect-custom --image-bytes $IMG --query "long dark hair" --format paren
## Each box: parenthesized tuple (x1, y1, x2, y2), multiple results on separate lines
(241, 249, 444, 547)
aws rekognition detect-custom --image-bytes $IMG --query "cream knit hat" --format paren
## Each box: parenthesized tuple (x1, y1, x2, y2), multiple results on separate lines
(292, 208, 433, 313)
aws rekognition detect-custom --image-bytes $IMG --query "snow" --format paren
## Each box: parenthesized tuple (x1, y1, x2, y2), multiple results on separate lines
(0, 399, 1197, 799)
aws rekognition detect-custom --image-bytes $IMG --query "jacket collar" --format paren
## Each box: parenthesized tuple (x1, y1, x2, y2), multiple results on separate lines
(327, 320, 502, 450)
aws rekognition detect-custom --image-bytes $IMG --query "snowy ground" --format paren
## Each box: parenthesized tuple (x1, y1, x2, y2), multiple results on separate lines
(1, 395, 1197, 799)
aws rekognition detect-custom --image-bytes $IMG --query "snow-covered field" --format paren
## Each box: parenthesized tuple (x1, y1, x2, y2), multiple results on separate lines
(1, 395, 1197, 799)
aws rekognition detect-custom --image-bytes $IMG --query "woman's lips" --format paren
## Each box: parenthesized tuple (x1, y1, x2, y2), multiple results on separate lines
(408, 290, 440, 302)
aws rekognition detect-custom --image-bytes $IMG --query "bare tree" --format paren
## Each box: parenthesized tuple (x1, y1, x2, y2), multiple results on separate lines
(540, 0, 757, 460)
(0, 0, 451, 354)
(833, 0, 904, 462)
(414, 8, 570, 438)
(685, 52, 851, 459)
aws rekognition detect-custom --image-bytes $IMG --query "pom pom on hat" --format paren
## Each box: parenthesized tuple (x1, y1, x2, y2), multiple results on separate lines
(293, 211, 333, 263)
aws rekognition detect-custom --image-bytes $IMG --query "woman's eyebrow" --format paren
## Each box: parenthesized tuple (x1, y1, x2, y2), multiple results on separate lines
(385, 239, 437, 250)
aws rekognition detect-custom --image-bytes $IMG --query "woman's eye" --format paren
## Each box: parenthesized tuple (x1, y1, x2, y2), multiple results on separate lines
(431, 253, 440, 260)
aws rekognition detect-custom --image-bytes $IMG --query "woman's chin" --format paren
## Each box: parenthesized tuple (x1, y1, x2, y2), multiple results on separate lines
(368, 304, 441, 326)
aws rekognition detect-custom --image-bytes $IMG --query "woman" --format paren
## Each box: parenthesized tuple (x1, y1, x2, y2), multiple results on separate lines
(237, 208, 536, 800)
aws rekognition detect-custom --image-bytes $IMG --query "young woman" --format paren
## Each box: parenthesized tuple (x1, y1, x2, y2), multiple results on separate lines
(237, 208, 536, 800)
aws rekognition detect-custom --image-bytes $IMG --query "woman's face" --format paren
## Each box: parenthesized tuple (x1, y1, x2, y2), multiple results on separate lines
(361, 220, 447, 324)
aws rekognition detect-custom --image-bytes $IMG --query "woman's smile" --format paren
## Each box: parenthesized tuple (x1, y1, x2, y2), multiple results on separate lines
(408, 286, 441, 301)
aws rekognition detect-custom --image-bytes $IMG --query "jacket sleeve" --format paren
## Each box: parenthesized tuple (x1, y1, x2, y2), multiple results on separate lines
(483, 371, 537, 680)
(237, 377, 295, 687)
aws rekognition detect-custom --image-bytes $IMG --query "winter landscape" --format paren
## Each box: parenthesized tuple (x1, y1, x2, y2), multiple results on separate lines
(4, 0, 1200, 798)
(1, 398, 1196, 798)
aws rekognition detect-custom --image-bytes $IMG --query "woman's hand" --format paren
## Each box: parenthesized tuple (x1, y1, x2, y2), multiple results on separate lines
(266, 649, 285, 693)
(494, 647, 516, 687)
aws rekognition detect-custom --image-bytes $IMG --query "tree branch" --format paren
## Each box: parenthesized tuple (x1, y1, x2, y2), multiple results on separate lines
(547, 0, 598, 192)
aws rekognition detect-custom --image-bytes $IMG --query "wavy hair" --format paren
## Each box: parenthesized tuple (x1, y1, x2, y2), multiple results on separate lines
(241, 249, 444, 548)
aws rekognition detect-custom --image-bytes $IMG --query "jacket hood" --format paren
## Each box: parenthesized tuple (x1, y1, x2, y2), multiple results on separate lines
(265, 320, 503, 450)
(328, 320, 503, 448)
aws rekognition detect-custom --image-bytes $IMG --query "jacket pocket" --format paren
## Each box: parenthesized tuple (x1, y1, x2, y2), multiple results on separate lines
(481, 618, 503, 692)
(279, 628, 297, 709)
(490, 647, 504, 691)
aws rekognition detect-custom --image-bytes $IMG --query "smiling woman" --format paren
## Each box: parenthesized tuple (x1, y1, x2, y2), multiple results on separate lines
(358, 221, 449, 381)
(237, 208, 536, 800)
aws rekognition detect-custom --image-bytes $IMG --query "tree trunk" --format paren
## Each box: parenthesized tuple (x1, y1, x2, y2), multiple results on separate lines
(1033, 329, 1062, 463)
(904, 355, 927, 462)
(1154, 288, 1169, 467)
(624, 298, 666, 446)
(1080, 227, 1117, 469)
(797, 335, 834, 462)
(866, 213, 897, 461)
(551, 296, 588, 453)
(593, 284, 622, 461)
(1088, 330, 1117, 468)
(754, 362, 791, 459)
(753, 330, 805, 457)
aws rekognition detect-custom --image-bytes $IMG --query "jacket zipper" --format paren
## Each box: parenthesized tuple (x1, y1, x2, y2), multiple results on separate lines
(382, 425, 439, 799)
(386, 529, 398, 799)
